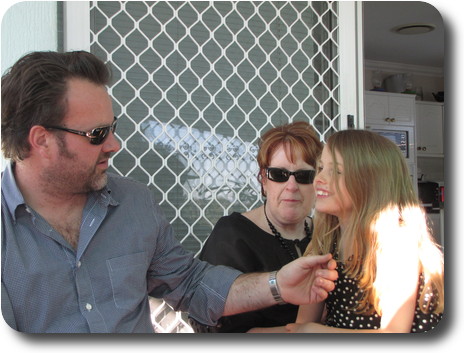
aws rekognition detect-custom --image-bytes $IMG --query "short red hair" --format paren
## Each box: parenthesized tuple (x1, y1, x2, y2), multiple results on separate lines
(256, 121, 322, 196)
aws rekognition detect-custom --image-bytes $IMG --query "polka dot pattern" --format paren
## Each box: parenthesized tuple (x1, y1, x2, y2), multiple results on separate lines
(324, 262, 442, 333)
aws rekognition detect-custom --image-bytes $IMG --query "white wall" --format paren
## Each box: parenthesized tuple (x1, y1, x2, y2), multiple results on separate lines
(1, 1, 58, 169)
(1, 1, 58, 74)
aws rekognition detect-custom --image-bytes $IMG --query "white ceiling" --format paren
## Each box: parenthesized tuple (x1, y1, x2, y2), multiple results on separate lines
(363, 1, 444, 68)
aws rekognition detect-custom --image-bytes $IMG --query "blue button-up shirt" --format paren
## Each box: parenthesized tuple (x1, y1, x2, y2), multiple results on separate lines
(1, 163, 241, 333)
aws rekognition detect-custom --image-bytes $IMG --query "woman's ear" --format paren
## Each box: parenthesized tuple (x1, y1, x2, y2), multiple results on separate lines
(28, 125, 53, 158)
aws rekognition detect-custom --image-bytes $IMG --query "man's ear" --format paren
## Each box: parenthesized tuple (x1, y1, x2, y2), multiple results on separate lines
(28, 125, 53, 158)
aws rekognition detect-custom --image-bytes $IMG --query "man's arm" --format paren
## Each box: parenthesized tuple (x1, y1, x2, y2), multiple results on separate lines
(223, 254, 337, 316)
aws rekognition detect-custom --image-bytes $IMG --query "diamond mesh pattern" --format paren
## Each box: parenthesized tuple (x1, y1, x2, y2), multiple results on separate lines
(89, 0, 339, 332)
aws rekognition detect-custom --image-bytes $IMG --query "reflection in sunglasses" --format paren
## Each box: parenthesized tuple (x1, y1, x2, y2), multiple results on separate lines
(44, 117, 117, 145)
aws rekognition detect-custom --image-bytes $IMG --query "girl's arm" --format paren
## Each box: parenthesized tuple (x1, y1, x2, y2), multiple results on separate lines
(288, 225, 420, 333)
(372, 224, 420, 333)
(247, 302, 325, 333)
(286, 285, 417, 333)
(295, 302, 325, 323)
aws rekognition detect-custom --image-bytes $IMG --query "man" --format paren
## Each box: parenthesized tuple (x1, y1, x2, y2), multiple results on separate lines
(1, 51, 337, 333)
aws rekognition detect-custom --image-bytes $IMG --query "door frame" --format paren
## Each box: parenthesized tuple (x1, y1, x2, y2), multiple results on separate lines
(338, 1, 364, 129)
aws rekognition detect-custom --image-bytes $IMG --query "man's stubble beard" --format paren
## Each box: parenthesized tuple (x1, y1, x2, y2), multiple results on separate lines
(41, 135, 109, 195)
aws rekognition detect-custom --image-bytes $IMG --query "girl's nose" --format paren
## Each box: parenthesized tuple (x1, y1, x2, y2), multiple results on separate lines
(313, 173, 326, 186)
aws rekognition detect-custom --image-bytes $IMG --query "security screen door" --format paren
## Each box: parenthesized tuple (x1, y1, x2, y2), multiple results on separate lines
(65, 1, 362, 332)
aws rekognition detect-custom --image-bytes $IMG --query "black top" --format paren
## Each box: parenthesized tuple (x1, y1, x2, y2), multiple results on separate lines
(191, 212, 312, 333)
(325, 261, 443, 333)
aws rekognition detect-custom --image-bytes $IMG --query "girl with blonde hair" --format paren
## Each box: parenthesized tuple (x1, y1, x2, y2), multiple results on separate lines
(288, 129, 444, 333)
(250, 129, 443, 333)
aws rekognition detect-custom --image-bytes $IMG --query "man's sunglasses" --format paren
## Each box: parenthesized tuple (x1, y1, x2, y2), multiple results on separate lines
(266, 167, 316, 185)
(44, 117, 117, 145)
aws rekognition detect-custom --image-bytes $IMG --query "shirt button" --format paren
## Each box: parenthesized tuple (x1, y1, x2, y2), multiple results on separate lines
(77, 261, 82, 268)
(85, 303, 92, 311)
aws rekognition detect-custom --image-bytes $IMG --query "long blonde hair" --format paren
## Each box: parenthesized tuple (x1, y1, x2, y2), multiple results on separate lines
(305, 130, 444, 315)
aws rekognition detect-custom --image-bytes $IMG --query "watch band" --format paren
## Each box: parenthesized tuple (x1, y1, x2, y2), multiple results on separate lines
(269, 270, 286, 305)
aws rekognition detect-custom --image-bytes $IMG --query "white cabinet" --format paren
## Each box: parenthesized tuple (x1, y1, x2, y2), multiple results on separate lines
(416, 102, 444, 156)
(365, 91, 416, 126)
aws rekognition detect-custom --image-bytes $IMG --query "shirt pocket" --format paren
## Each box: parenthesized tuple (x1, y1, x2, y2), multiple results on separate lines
(107, 252, 148, 310)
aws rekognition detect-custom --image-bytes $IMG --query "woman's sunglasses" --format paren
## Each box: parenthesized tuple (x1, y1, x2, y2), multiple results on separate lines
(266, 167, 316, 185)
(44, 117, 117, 145)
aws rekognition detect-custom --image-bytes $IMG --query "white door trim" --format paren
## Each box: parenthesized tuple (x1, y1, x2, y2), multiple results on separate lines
(63, 1, 90, 51)
(338, 1, 364, 129)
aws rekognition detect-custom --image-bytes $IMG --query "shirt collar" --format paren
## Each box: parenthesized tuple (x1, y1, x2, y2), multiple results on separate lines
(100, 177, 119, 207)
(1, 162, 25, 222)
(1, 162, 119, 222)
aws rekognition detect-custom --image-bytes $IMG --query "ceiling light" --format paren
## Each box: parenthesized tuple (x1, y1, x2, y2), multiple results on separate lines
(392, 23, 436, 35)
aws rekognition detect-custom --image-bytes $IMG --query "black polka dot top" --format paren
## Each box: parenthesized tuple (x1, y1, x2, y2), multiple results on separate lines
(324, 262, 443, 333)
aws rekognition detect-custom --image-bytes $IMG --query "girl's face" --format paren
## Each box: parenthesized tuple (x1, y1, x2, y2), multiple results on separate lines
(262, 144, 316, 227)
(313, 145, 353, 226)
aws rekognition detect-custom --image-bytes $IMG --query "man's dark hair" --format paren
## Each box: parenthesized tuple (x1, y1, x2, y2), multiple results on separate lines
(1, 51, 111, 161)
